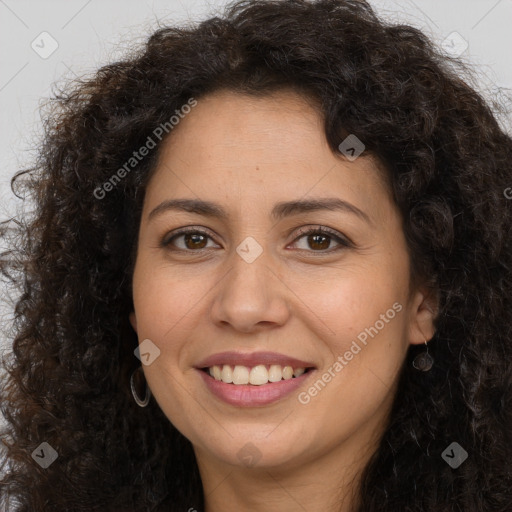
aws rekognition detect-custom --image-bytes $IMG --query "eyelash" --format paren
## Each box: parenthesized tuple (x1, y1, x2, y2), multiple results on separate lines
(160, 225, 352, 254)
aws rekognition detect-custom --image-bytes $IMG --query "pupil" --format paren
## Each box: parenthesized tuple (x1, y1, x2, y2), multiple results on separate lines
(186, 233, 207, 249)
(309, 234, 329, 250)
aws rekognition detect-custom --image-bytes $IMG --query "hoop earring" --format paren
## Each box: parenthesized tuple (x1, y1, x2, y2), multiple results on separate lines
(130, 366, 151, 407)
(412, 339, 434, 371)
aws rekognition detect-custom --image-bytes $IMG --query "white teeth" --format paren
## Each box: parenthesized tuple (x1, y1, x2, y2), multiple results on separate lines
(282, 366, 293, 380)
(249, 365, 268, 385)
(293, 367, 305, 377)
(268, 364, 283, 382)
(206, 364, 308, 385)
(232, 365, 249, 385)
(220, 364, 232, 383)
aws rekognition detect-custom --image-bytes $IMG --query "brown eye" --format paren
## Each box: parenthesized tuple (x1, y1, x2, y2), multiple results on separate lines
(161, 228, 218, 251)
(181, 232, 208, 250)
(161, 225, 351, 254)
(305, 233, 331, 250)
(290, 226, 352, 253)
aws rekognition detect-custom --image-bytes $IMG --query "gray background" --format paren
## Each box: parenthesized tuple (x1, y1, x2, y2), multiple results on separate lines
(0, 0, 511, 449)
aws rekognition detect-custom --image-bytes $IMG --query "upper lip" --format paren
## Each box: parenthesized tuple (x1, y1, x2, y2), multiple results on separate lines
(195, 351, 316, 369)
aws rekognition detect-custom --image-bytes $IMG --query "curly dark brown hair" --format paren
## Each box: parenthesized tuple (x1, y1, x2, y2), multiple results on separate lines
(1, 0, 511, 510)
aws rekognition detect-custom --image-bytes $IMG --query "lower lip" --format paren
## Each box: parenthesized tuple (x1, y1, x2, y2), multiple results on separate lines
(196, 369, 315, 407)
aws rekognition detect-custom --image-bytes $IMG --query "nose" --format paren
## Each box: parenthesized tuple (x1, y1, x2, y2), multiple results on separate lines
(209, 245, 290, 334)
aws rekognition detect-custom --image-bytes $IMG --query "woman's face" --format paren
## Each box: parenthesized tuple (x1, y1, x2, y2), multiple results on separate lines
(129, 89, 436, 473)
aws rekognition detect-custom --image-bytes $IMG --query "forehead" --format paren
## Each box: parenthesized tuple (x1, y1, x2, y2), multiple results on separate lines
(143, 89, 393, 223)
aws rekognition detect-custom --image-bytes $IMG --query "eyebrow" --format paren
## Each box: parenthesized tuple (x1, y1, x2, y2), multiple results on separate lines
(148, 197, 372, 225)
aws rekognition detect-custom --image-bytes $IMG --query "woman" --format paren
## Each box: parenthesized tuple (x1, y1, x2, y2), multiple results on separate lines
(1, 0, 511, 510)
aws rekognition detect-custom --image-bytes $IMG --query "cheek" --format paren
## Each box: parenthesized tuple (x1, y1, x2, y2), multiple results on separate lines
(296, 271, 407, 442)
(131, 261, 204, 348)
(289, 258, 408, 341)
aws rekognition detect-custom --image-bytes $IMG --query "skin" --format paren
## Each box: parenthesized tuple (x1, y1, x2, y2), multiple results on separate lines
(129, 89, 437, 512)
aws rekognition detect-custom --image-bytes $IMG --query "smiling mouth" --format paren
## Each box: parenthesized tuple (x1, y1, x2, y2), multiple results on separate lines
(200, 364, 315, 386)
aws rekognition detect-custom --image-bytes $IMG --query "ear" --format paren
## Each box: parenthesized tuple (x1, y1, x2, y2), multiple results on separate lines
(407, 286, 439, 345)
(129, 311, 137, 333)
